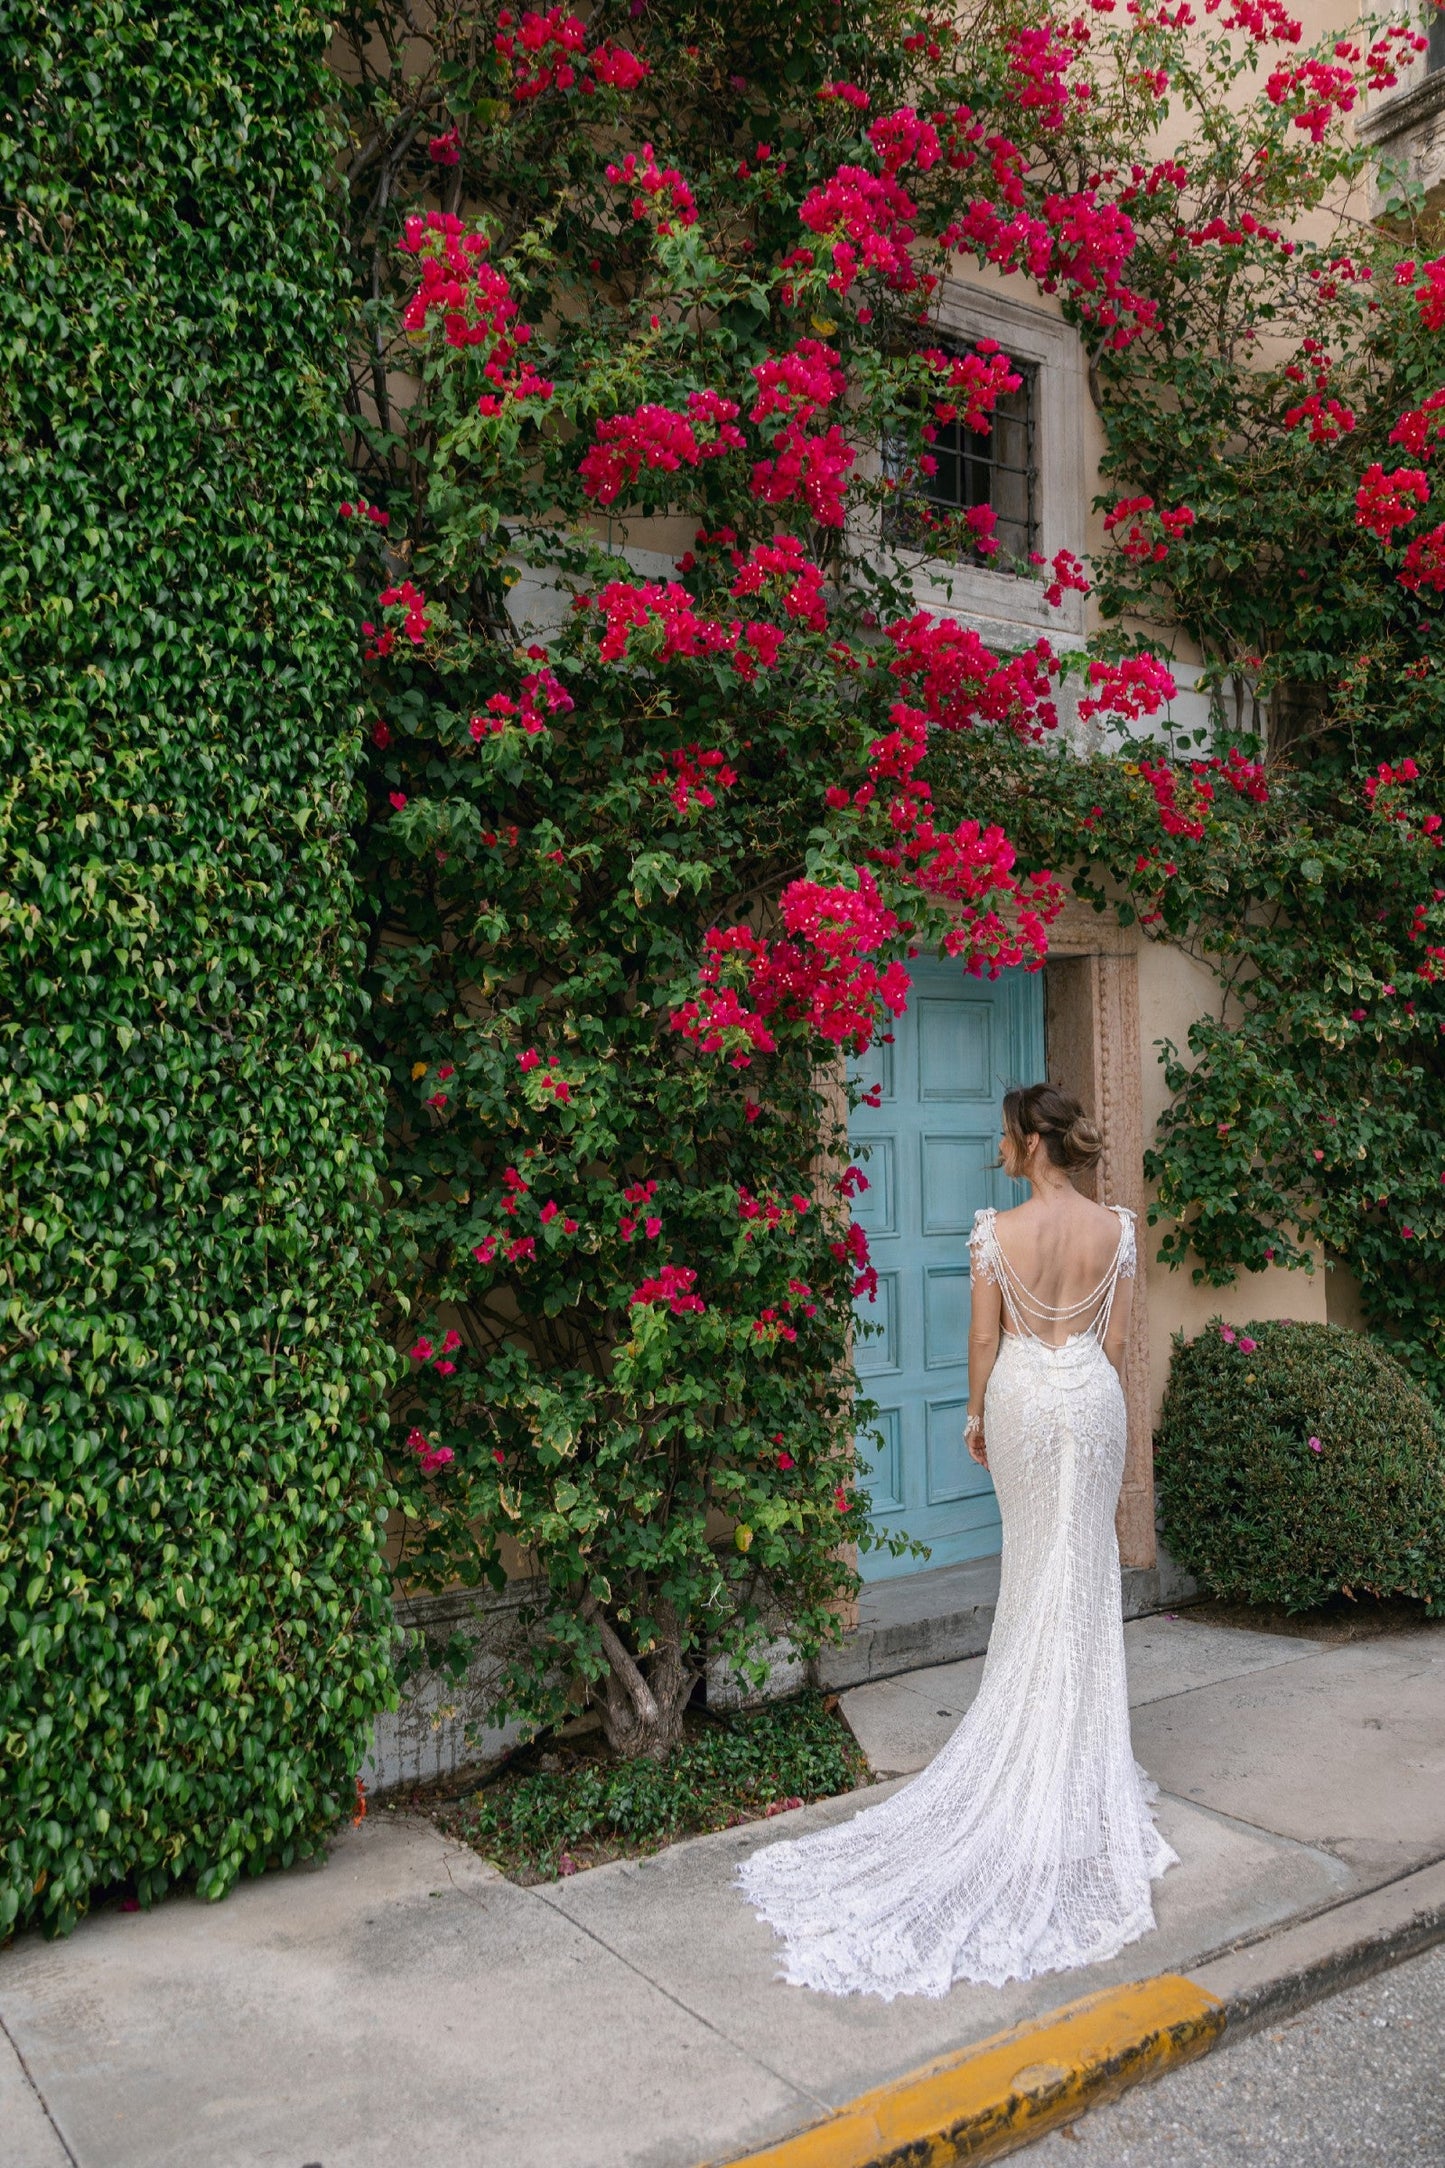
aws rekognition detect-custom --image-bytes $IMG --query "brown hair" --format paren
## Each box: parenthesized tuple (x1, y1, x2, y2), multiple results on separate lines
(1001, 1082, 1103, 1175)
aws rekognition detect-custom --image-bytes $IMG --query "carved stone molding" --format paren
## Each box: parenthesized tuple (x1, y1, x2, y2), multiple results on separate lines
(1359, 72, 1445, 213)
(1044, 939, 1156, 1569)
(1044, 893, 1141, 957)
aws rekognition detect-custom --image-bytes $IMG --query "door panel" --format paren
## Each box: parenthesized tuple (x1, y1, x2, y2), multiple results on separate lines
(850, 956, 1045, 1580)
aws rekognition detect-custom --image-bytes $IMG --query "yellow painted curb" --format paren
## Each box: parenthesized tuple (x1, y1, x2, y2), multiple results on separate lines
(707, 1974, 1225, 2168)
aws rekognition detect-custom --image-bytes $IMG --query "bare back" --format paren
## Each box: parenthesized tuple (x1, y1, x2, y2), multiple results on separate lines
(971, 1193, 1135, 1365)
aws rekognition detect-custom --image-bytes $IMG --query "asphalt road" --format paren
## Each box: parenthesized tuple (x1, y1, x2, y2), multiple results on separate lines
(1026, 1942, 1445, 2167)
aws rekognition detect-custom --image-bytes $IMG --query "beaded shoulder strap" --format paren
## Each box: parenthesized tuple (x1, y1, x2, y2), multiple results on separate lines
(973, 1204, 1132, 1346)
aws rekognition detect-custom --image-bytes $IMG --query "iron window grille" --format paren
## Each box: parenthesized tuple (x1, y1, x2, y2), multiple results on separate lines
(883, 350, 1040, 567)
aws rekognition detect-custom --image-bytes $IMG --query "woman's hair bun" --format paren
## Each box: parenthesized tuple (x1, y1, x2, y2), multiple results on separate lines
(1002, 1082, 1104, 1174)
(1060, 1109, 1103, 1172)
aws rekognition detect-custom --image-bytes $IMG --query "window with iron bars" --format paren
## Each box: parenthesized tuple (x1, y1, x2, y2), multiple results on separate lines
(883, 353, 1040, 567)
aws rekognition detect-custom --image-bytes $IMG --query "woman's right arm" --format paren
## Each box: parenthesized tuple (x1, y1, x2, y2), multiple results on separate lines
(1101, 1271, 1133, 1379)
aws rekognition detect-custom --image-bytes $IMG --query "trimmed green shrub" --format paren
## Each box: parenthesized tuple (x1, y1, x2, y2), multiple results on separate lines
(0, 5, 395, 1936)
(1156, 1320, 1445, 1613)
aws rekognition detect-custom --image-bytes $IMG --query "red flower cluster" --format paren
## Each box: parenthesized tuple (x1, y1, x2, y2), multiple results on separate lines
(364, 580, 430, 659)
(919, 341, 1021, 432)
(406, 1427, 455, 1475)
(579, 392, 744, 505)
(750, 421, 855, 528)
(1364, 757, 1419, 806)
(589, 42, 650, 90)
(1284, 392, 1355, 444)
(1398, 526, 1445, 594)
(1205, 0, 1301, 44)
(1104, 494, 1194, 562)
(400, 213, 553, 409)
(1007, 24, 1083, 131)
(1135, 757, 1209, 839)
(493, 10, 648, 99)
(673, 875, 911, 1062)
(895, 821, 1061, 968)
(750, 339, 845, 423)
(1041, 548, 1090, 608)
(830, 1218, 877, 1301)
(1355, 464, 1430, 542)
(1415, 259, 1445, 332)
(866, 105, 941, 174)
(605, 143, 697, 233)
(729, 535, 829, 629)
(495, 7, 584, 95)
(886, 612, 1060, 738)
(629, 1265, 705, 1315)
(585, 578, 789, 678)
(1389, 391, 1445, 460)
(471, 664, 574, 741)
(1078, 654, 1177, 724)
(736, 1184, 811, 1231)
(1265, 58, 1357, 141)
(1195, 748, 1269, 803)
(650, 745, 738, 814)
(799, 164, 920, 295)
(817, 79, 870, 111)
(339, 499, 389, 526)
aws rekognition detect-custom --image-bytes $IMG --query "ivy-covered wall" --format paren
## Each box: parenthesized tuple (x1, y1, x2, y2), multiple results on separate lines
(0, 4, 395, 1935)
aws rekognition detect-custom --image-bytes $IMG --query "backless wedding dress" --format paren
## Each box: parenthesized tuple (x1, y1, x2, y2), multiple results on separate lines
(737, 1202, 1178, 1998)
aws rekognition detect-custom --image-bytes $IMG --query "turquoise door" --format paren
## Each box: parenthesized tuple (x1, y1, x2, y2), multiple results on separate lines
(850, 956, 1045, 1580)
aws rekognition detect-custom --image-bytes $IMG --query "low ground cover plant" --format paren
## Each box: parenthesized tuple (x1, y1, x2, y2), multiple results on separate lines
(1157, 1320, 1445, 1613)
(423, 1691, 868, 1882)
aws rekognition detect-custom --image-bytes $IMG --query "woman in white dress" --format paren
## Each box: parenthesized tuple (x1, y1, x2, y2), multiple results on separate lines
(737, 1082, 1178, 1998)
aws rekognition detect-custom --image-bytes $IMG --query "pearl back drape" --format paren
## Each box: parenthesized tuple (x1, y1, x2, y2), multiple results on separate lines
(736, 1203, 1178, 1998)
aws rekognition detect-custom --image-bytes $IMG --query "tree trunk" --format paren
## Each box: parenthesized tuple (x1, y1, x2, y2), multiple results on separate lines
(582, 1594, 696, 1761)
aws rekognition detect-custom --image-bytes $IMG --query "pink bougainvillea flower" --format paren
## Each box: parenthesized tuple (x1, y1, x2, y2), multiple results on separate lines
(406, 1426, 455, 1474)
(629, 1264, 705, 1315)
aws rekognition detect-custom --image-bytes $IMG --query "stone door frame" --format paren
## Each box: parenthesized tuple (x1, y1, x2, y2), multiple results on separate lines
(1041, 901, 1155, 1569)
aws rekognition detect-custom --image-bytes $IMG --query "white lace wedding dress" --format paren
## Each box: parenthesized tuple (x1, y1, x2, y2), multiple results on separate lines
(737, 1202, 1178, 1998)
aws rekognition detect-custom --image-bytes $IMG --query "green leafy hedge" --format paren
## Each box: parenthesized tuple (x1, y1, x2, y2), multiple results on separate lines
(1157, 1320, 1445, 1612)
(0, 4, 395, 1936)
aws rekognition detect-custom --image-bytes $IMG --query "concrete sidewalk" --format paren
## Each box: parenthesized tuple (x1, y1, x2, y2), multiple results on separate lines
(2, 1614, 1442, 2168)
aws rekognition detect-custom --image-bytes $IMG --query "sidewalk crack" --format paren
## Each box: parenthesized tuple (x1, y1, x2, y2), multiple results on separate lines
(527, 1884, 834, 2119)
(1, 2011, 79, 2168)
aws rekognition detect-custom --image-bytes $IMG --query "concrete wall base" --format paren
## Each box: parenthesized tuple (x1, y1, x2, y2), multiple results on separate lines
(366, 1544, 1200, 1783)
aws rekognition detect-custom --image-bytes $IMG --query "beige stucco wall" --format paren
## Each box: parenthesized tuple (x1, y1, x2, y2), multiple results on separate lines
(1134, 937, 1332, 1421)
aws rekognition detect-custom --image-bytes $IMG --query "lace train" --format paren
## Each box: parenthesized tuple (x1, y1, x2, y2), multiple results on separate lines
(737, 1213, 1178, 1998)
